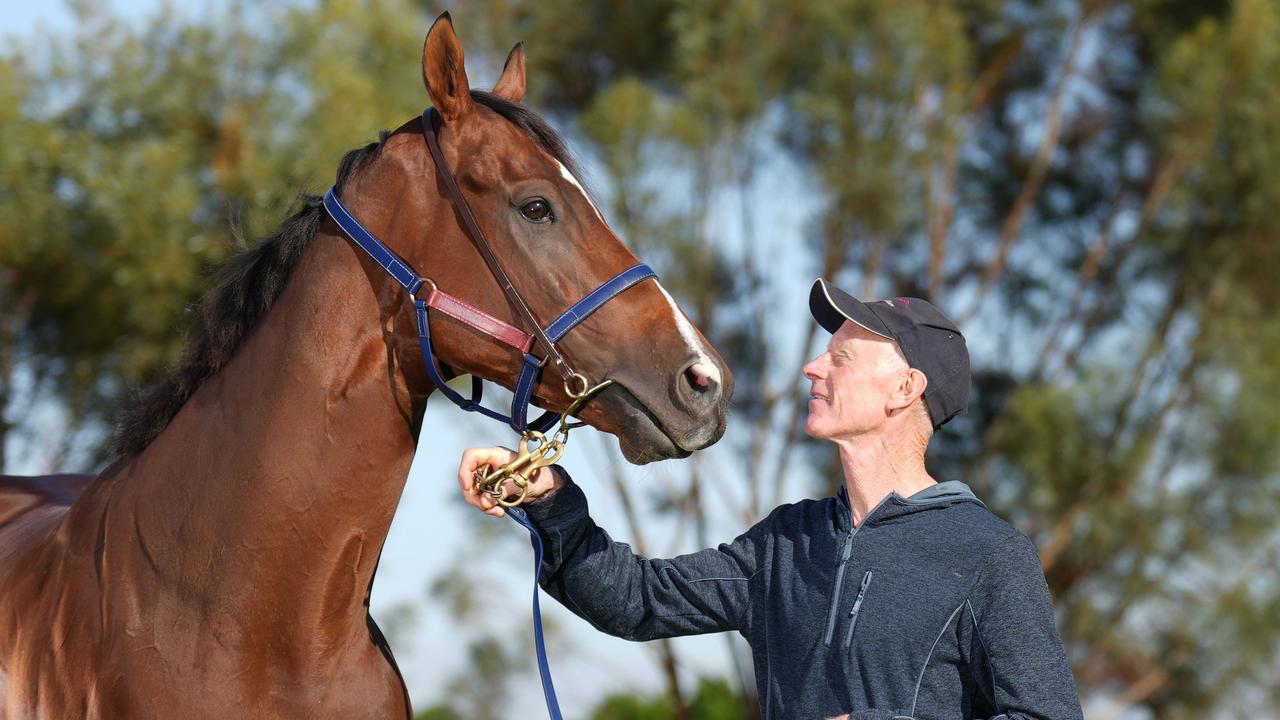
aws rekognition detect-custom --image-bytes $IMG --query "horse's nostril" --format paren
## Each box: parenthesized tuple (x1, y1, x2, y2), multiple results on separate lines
(684, 362, 717, 393)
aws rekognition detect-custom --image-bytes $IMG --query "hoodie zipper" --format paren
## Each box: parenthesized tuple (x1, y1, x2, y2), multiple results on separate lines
(842, 570, 873, 649)
(824, 490, 894, 646)
(823, 528, 855, 646)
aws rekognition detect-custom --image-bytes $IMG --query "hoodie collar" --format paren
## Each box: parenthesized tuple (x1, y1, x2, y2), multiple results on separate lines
(834, 481, 983, 531)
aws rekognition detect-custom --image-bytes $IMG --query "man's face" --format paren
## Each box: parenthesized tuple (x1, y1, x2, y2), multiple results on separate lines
(802, 321, 909, 441)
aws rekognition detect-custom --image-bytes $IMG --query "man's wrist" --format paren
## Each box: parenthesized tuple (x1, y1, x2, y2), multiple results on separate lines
(527, 465, 567, 503)
(521, 467, 587, 526)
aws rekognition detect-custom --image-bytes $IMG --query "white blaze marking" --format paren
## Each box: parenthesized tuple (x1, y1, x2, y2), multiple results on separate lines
(555, 162, 714, 382)
(557, 161, 606, 225)
(656, 282, 722, 385)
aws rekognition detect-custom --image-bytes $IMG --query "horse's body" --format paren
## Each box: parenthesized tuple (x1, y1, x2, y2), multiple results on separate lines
(0, 15, 730, 719)
(1, 228, 425, 718)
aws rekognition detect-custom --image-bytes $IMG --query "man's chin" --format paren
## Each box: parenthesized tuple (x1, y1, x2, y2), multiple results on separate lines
(802, 416, 826, 441)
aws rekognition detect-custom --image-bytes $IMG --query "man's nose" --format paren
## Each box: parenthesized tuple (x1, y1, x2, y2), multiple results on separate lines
(802, 354, 824, 380)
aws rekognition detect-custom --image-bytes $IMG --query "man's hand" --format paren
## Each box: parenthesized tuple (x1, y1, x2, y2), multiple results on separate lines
(457, 447, 563, 517)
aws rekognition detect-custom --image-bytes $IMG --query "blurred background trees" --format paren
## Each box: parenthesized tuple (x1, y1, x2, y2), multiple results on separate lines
(2, 1, 1278, 718)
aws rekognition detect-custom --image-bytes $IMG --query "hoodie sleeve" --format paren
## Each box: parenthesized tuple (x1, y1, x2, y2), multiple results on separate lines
(966, 533, 1084, 720)
(521, 468, 767, 641)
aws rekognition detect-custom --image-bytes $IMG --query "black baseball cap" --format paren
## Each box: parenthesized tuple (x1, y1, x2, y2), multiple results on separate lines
(809, 279, 970, 429)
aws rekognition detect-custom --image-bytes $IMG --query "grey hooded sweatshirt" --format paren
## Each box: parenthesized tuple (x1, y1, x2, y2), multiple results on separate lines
(523, 472, 1083, 720)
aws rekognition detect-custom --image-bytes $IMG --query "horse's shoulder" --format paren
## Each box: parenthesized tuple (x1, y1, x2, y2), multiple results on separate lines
(0, 473, 95, 527)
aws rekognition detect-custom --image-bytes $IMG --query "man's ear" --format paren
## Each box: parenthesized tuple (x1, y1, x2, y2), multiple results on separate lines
(492, 42, 526, 103)
(887, 368, 928, 412)
(423, 12, 474, 122)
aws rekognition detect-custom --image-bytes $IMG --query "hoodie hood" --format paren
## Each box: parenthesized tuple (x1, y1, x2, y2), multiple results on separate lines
(895, 480, 981, 505)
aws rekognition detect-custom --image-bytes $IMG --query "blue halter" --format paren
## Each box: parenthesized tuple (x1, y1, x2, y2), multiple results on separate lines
(322, 188, 654, 433)
(322, 109, 658, 434)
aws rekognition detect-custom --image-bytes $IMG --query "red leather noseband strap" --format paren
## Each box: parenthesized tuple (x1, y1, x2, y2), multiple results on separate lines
(425, 286, 535, 354)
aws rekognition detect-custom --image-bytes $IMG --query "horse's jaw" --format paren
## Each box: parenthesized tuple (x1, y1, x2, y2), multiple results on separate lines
(593, 382, 728, 465)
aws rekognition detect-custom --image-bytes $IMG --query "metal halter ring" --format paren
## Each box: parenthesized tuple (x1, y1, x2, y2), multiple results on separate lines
(564, 372, 590, 399)
(409, 277, 438, 305)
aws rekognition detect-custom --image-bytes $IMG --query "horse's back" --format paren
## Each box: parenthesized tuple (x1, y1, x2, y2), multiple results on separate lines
(0, 472, 94, 593)
(0, 473, 93, 526)
(0, 473, 97, 717)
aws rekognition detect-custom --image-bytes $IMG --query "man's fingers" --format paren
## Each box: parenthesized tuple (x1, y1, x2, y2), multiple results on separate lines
(458, 447, 508, 490)
(472, 485, 505, 517)
(457, 449, 479, 492)
(457, 449, 487, 510)
(458, 447, 518, 517)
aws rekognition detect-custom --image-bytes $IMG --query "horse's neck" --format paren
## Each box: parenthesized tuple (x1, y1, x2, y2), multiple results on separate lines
(94, 230, 422, 641)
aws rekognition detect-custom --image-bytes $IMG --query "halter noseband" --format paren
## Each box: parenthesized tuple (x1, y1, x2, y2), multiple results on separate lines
(323, 108, 656, 434)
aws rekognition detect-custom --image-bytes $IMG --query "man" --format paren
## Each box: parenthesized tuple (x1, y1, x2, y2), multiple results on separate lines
(458, 279, 1083, 720)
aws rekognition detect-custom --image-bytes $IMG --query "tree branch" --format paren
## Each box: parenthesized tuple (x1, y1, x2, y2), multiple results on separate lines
(962, 14, 1089, 322)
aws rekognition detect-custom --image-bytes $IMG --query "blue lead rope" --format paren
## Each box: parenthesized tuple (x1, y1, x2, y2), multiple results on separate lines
(505, 506, 563, 720)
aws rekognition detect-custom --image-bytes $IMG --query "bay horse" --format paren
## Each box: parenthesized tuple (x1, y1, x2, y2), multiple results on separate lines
(0, 14, 732, 719)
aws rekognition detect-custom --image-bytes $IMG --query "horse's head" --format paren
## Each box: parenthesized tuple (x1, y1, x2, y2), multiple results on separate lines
(345, 14, 732, 464)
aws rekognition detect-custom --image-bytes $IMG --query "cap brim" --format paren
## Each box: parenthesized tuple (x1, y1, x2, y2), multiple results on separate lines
(809, 279, 893, 339)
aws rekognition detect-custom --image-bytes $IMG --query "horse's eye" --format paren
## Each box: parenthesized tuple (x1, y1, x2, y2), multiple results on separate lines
(519, 198, 554, 223)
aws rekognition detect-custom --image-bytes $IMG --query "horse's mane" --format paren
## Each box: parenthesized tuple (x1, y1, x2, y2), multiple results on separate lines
(109, 92, 582, 459)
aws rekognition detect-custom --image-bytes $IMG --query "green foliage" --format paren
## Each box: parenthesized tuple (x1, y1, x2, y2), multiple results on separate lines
(784, 0, 972, 241)
(467, 0, 681, 110)
(590, 676, 744, 720)
(686, 677, 745, 720)
(591, 693, 676, 720)
(414, 706, 464, 720)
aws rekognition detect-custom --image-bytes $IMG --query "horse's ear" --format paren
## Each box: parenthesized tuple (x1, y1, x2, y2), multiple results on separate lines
(492, 42, 526, 104)
(423, 12, 473, 122)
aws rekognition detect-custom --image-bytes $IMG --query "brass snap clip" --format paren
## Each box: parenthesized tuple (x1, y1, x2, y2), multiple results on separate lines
(472, 379, 615, 507)
(474, 430, 566, 507)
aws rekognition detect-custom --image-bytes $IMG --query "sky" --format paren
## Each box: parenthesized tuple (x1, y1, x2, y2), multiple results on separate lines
(0, 5, 72, 37)
(0, 1, 134, 37)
